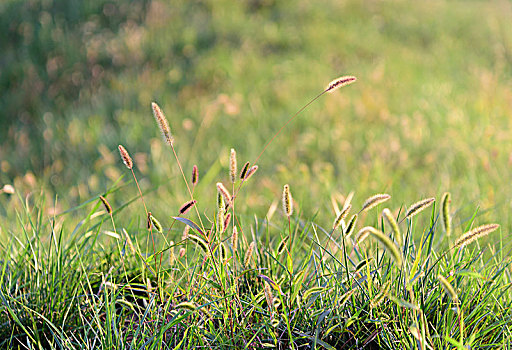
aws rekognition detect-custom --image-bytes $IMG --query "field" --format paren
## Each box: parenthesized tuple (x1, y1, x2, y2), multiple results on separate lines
(1, 0, 512, 348)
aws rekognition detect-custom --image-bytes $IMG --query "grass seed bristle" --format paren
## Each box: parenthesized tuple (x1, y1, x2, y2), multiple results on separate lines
(325, 76, 357, 93)
(118, 145, 133, 170)
(151, 102, 174, 145)
(361, 194, 391, 212)
(454, 223, 499, 249)
(364, 226, 403, 265)
(188, 234, 209, 254)
(176, 301, 196, 311)
(405, 197, 435, 219)
(382, 208, 402, 247)
(441, 192, 452, 237)
(264, 282, 274, 309)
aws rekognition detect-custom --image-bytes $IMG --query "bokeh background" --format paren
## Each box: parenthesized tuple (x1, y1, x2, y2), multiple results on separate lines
(1, 0, 512, 232)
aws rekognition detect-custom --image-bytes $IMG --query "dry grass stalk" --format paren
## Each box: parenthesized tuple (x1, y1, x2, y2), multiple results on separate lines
(441, 192, 452, 237)
(325, 76, 357, 93)
(118, 145, 133, 169)
(230, 148, 237, 183)
(99, 195, 112, 214)
(151, 102, 174, 146)
(405, 197, 435, 219)
(382, 208, 402, 247)
(282, 184, 293, 217)
(454, 223, 499, 249)
(361, 194, 391, 212)
(179, 200, 197, 215)
(333, 204, 352, 231)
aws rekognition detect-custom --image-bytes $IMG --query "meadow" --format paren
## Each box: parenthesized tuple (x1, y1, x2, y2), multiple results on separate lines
(1, 0, 512, 348)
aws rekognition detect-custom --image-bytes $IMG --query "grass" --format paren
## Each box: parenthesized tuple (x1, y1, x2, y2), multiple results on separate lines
(1, 0, 512, 348)
(1, 83, 512, 348)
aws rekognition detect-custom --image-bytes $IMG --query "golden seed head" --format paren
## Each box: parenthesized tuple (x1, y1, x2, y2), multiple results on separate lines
(282, 184, 293, 217)
(118, 145, 133, 169)
(325, 76, 357, 93)
(441, 192, 452, 237)
(231, 226, 238, 252)
(1, 184, 14, 194)
(437, 274, 458, 302)
(244, 241, 256, 267)
(333, 204, 352, 230)
(216, 182, 232, 208)
(244, 165, 258, 181)
(361, 194, 391, 212)
(405, 197, 435, 219)
(151, 102, 174, 145)
(454, 223, 499, 249)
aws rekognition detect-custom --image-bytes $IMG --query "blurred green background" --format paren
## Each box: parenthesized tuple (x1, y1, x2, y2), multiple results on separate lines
(1, 0, 512, 232)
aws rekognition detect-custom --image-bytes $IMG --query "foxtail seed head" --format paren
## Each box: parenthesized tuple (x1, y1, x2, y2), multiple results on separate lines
(361, 194, 391, 212)
(405, 197, 435, 219)
(217, 182, 232, 208)
(325, 76, 357, 93)
(244, 165, 258, 181)
(441, 192, 451, 237)
(264, 282, 274, 309)
(454, 224, 499, 249)
(382, 208, 402, 247)
(179, 200, 197, 215)
(149, 213, 163, 233)
(118, 145, 133, 169)
(240, 162, 250, 180)
(333, 204, 352, 230)
(99, 195, 112, 214)
(192, 165, 199, 186)
(282, 184, 293, 217)
(345, 214, 358, 238)
(437, 275, 458, 303)
(231, 227, 238, 252)
(230, 148, 237, 183)
(244, 241, 256, 267)
(151, 102, 174, 145)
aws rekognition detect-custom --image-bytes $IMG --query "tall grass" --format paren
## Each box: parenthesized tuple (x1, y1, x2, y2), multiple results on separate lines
(1, 76, 511, 349)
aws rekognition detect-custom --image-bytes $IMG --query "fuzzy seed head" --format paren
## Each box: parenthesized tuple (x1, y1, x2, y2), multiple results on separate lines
(282, 184, 293, 217)
(244, 241, 256, 267)
(118, 145, 133, 169)
(361, 194, 391, 212)
(240, 162, 250, 180)
(441, 192, 452, 237)
(223, 212, 231, 233)
(179, 200, 197, 215)
(122, 228, 136, 254)
(333, 204, 352, 230)
(382, 208, 402, 247)
(230, 148, 237, 183)
(151, 102, 174, 145)
(231, 227, 238, 252)
(192, 165, 199, 186)
(217, 182, 232, 208)
(454, 223, 499, 249)
(1, 184, 14, 194)
(264, 282, 274, 309)
(149, 214, 163, 233)
(325, 76, 357, 93)
(244, 165, 258, 181)
(405, 197, 435, 219)
(437, 275, 458, 302)
(99, 195, 112, 214)
(188, 234, 209, 255)
(345, 214, 358, 238)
